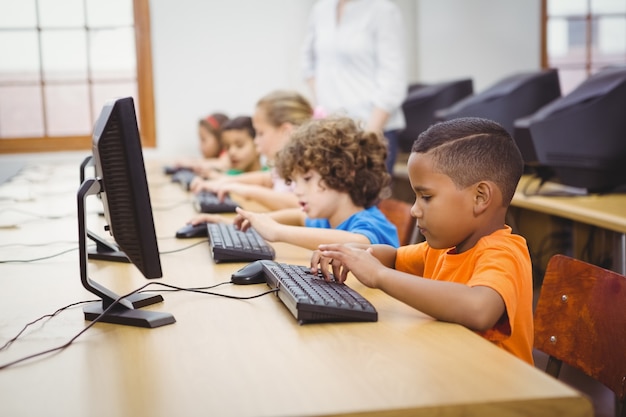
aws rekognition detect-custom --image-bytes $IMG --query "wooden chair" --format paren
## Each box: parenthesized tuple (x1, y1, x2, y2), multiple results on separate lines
(377, 198, 417, 246)
(534, 254, 626, 417)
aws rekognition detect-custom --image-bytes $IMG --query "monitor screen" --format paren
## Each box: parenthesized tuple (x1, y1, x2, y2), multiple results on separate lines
(78, 96, 174, 328)
(435, 69, 562, 137)
(398, 78, 473, 152)
(514, 66, 626, 192)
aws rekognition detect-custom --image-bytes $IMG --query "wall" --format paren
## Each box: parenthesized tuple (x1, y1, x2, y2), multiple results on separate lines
(416, 0, 541, 90)
(149, 0, 541, 156)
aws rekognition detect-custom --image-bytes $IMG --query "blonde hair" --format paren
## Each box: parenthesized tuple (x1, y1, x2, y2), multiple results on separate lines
(256, 90, 313, 128)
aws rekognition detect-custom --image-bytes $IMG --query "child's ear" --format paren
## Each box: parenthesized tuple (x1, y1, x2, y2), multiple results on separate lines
(279, 122, 294, 135)
(473, 181, 494, 214)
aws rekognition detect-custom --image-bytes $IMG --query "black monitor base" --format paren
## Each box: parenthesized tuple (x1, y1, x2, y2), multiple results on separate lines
(84, 293, 175, 328)
(87, 230, 130, 263)
(84, 302, 176, 328)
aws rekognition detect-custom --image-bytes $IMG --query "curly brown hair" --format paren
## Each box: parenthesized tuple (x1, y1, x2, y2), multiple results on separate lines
(274, 117, 390, 208)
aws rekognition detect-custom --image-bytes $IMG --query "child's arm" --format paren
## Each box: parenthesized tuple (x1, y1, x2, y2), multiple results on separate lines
(190, 171, 273, 193)
(223, 183, 299, 210)
(234, 208, 371, 251)
(317, 243, 506, 332)
(188, 213, 232, 225)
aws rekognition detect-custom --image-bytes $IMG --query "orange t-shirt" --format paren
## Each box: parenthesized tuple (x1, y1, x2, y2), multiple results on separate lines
(395, 226, 534, 365)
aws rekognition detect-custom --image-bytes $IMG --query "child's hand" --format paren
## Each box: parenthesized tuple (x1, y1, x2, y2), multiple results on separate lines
(310, 249, 344, 282)
(189, 177, 213, 193)
(316, 243, 383, 287)
(234, 207, 280, 241)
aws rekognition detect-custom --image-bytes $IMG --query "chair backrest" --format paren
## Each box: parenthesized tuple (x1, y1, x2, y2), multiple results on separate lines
(534, 254, 626, 416)
(377, 198, 417, 246)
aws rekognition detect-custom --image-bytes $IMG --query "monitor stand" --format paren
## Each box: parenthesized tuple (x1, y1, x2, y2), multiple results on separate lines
(77, 177, 175, 328)
(87, 230, 131, 263)
(81, 155, 131, 263)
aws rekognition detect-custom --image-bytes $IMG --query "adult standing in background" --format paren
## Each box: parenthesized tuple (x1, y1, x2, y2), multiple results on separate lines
(301, 0, 407, 173)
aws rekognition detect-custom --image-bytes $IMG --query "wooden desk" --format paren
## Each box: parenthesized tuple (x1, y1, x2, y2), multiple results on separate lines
(0, 159, 592, 417)
(511, 175, 626, 274)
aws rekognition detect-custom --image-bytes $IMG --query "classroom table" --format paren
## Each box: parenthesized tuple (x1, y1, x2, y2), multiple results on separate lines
(511, 175, 626, 274)
(0, 158, 593, 417)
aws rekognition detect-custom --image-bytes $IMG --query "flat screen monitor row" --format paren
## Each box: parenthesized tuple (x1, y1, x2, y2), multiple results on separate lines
(398, 66, 626, 193)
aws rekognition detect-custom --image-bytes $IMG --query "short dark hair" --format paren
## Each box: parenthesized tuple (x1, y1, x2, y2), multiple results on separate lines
(275, 117, 390, 208)
(412, 117, 523, 206)
(221, 115, 255, 139)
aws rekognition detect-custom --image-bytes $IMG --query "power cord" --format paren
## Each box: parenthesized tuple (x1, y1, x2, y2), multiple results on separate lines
(0, 238, 207, 262)
(159, 239, 209, 254)
(0, 246, 80, 263)
(0, 280, 278, 371)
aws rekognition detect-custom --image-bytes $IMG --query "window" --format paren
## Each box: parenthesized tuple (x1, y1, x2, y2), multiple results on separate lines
(0, 0, 155, 153)
(542, 0, 626, 94)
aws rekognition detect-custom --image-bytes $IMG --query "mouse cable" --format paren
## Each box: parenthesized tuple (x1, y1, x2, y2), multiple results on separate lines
(158, 239, 210, 255)
(0, 246, 80, 263)
(1, 238, 206, 262)
(0, 208, 100, 221)
(151, 198, 193, 211)
(0, 299, 99, 352)
(0, 281, 278, 371)
(0, 240, 78, 248)
(0, 281, 231, 352)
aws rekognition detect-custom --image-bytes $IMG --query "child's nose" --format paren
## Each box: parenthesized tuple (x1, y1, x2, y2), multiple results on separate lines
(410, 202, 422, 218)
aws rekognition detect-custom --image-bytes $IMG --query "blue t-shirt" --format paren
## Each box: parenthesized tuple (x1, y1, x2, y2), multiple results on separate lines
(304, 206, 400, 248)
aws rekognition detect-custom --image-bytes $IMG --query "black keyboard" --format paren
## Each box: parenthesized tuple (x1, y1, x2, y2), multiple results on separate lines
(207, 223, 275, 263)
(194, 191, 238, 213)
(171, 169, 196, 190)
(259, 261, 378, 324)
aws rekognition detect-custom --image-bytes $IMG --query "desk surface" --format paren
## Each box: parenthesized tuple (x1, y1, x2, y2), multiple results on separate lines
(0, 159, 592, 417)
(512, 175, 626, 234)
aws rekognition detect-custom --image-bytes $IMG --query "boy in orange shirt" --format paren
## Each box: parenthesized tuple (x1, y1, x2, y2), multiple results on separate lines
(311, 117, 534, 364)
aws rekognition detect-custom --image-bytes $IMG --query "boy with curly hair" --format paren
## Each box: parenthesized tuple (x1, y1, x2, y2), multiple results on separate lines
(190, 116, 400, 250)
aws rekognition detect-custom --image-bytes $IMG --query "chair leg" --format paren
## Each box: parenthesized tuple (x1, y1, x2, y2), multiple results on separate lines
(545, 356, 562, 378)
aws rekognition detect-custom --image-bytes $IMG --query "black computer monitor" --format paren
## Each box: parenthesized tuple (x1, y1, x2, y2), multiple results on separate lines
(435, 69, 562, 137)
(514, 66, 626, 192)
(398, 78, 474, 152)
(79, 155, 130, 263)
(77, 96, 175, 328)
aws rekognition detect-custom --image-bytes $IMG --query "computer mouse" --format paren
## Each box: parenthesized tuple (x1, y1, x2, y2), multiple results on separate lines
(163, 165, 181, 175)
(175, 223, 208, 239)
(231, 260, 266, 285)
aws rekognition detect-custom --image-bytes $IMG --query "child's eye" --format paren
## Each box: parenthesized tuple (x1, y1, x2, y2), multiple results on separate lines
(419, 194, 431, 201)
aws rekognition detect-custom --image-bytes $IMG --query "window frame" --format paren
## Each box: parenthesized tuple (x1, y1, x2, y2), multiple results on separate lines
(0, 0, 155, 154)
(541, 0, 626, 91)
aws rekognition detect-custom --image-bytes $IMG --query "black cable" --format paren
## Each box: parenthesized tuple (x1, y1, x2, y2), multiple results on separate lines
(0, 237, 206, 262)
(0, 208, 100, 220)
(0, 208, 75, 220)
(159, 239, 209, 254)
(0, 246, 79, 263)
(151, 199, 192, 211)
(0, 241, 78, 248)
(0, 299, 99, 352)
(0, 281, 278, 370)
